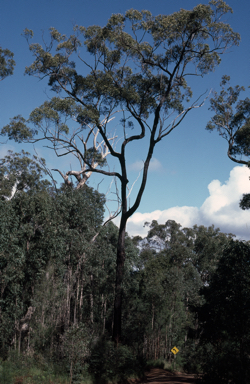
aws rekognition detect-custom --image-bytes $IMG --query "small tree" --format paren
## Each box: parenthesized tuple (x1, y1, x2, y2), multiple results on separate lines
(1, 1, 240, 344)
(62, 324, 90, 384)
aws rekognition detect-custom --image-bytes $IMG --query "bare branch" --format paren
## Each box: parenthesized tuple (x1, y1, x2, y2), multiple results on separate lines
(157, 90, 211, 141)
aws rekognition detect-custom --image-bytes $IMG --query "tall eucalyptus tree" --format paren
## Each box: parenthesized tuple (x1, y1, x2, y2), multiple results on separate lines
(1, 1, 240, 344)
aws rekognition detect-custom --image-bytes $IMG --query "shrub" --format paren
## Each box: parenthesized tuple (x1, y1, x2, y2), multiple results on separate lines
(88, 337, 144, 383)
(0, 360, 14, 384)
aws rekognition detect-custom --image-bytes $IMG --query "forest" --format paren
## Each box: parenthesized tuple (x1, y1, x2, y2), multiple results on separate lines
(0, 150, 249, 383)
(1, 1, 250, 383)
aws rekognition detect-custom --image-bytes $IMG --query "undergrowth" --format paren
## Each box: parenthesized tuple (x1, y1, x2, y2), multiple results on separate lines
(145, 357, 184, 373)
(0, 353, 71, 384)
(0, 348, 190, 384)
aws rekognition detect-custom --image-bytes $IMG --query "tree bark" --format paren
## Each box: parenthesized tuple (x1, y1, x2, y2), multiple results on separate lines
(152, 302, 154, 330)
(112, 110, 157, 345)
(102, 296, 106, 335)
(112, 147, 129, 345)
(112, 215, 126, 345)
(90, 274, 94, 324)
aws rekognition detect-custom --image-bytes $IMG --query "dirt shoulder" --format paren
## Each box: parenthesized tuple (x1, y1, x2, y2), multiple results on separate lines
(128, 368, 198, 384)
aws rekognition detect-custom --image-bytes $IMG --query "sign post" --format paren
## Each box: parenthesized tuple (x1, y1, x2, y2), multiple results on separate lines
(171, 347, 179, 371)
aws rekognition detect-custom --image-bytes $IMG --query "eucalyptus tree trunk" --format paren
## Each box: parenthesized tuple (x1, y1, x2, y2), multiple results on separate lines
(102, 295, 106, 335)
(112, 127, 154, 345)
(90, 274, 94, 324)
(152, 302, 155, 330)
(112, 215, 126, 345)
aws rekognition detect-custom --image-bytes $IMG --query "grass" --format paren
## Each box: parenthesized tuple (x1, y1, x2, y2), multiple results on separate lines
(1, 352, 185, 384)
(0, 355, 71, 384)
(145, 358, 184, 373)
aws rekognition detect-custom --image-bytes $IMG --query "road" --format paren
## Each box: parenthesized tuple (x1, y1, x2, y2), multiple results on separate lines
(137, 368, 198, 384)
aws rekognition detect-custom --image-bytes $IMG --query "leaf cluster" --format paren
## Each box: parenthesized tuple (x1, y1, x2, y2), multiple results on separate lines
(0, 47, 15, 81)
(20, 1, 239, 131)
(206, 75, 250, 159)
(0, 150, 51, 199)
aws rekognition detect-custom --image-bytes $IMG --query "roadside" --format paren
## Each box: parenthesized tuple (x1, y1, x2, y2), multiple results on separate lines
(128, 368, 197, 384)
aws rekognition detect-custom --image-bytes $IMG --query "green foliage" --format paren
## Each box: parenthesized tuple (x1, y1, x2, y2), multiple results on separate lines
(0, 150, 51, 198)
(0, 199, 26, 354)
(239, 193, 250, 210)
(197, 240, 250, 383)
(0, 352, 70, 384)
(88, 337, 143, 383)
(25, 186, 106, 347)
(0, 153, 54, 354)
(1, 116, 37, 143)
(0, 359, 14, 384)
(1, 2, 240, 151)
(0, 8, 246, 367)
(0, 145, 237, 378)
(145, 358, 165, 370)
(20, 1, 239, 126)
(62, 324, 91, 383)
(206, 75, 250, 159)
(0, 47, 15, 81)
(0, 150, 107, 358)
(0, 171, 241, 380)
(192, 223, 233, 284)
(206, 76, 250, 210)
(1, 4, 241, 345)
(182, 343, 203, 374)
(122, 220, 232, 365)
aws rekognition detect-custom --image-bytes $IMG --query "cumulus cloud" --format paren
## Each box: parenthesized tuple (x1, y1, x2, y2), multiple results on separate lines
(128, 157, 163, 172)
(116, 166, 250, 240)
(199, 166, 250, 238)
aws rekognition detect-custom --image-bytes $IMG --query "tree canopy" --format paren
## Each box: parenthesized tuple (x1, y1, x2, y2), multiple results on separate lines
(0, 150, 51, 200)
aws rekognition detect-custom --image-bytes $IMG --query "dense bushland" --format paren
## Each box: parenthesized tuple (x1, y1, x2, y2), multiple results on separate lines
(0, 152, 250, 383)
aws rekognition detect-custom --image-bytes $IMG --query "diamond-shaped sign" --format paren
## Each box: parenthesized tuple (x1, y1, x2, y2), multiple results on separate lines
(171, 346, 179, 354)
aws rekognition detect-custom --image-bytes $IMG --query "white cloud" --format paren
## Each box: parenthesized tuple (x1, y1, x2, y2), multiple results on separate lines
(199, 166, 250, 238)
(128, 157, 163, 172)
(118, 166, 250, 240)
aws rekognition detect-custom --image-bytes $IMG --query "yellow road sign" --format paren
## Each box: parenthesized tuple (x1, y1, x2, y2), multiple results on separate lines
(171, 346, 179, 354)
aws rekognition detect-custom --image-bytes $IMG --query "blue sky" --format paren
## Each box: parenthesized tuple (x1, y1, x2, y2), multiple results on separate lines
(1, 0, 250, 239)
